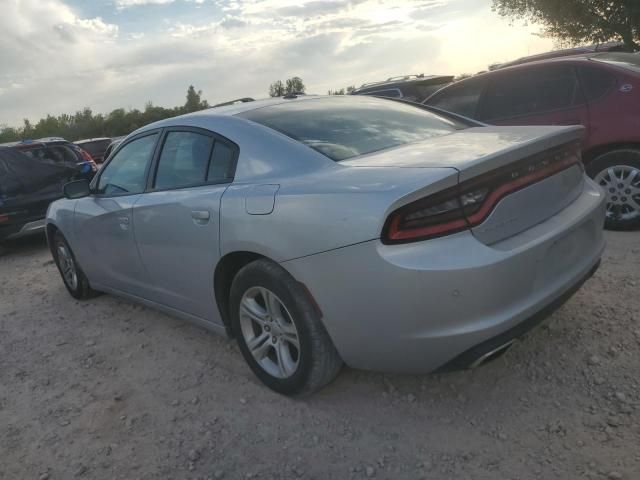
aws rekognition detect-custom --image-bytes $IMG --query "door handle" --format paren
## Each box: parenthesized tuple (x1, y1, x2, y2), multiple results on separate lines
(191, 210, 210, 221)
(118, 216, 130, 225)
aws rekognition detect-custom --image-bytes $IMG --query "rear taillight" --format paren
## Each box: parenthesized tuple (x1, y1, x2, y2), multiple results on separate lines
(0, 214, 9, 223)
(78, 148, 98, 171)
(382, 143, 582, 244)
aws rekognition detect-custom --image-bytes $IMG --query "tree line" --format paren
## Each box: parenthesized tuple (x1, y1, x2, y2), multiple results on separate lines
(0, 86, 209, 144)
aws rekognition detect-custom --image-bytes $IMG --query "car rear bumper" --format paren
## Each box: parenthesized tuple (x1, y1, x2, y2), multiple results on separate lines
(282, 177, 606, 373)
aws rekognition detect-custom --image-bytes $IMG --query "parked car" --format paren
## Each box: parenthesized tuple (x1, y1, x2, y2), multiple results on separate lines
(102, 136, 127, 163)
(425, 52, 640, 230)
(0, 146, 94, 241)
(350, 74, 454, 102)
(4, 138, 99, 174)
(74, 137, 112, 163)
(47, 95, 605, 395)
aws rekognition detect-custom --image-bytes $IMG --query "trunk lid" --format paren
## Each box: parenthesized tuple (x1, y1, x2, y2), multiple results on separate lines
(361, 125, 587, 245)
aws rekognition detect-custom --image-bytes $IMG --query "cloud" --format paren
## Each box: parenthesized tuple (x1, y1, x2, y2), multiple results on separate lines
(0, 0, 554, 127)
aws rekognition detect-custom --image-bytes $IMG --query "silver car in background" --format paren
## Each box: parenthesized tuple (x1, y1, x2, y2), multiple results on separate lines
(46, 96, 606, 395)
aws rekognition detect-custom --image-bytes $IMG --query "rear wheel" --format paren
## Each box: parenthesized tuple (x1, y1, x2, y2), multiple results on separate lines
(587, 149, 640, 230)
(229, 259, 342, 396)
(53, 231, 97, 300)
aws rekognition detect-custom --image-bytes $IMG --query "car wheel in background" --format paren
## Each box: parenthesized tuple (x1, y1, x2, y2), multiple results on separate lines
(229, 259, 342, 396)
(587, 149, 640, 230)
(53, 231, 97, 300)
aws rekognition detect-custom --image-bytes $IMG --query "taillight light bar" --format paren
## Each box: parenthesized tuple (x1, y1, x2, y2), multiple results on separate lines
(382, 143, 582, 244)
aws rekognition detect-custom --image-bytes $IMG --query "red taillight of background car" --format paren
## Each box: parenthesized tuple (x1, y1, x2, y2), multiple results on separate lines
(78, 148, 98, 171)
(382, 143, 582, 244)
(0, 214, 9, 223)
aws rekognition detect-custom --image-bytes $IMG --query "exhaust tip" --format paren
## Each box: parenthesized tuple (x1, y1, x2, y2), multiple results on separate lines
(469, 340, 515, 369)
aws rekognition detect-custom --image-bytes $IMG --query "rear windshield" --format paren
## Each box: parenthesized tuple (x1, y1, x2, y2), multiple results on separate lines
(592, 53, 640, 73)
(238, 96, 464, 161)
(78, 140, 110, 156)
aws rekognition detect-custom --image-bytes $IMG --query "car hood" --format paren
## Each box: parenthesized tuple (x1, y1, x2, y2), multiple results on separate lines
(340, 125, 584, 182)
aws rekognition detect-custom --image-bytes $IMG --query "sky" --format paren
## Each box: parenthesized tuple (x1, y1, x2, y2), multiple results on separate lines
(0, 0, 554, 127)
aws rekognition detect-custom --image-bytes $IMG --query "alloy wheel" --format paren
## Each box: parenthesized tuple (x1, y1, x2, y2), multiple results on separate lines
(594, 165, 640, 222)
(239, 286, 300, 379)
(56, 242, 78, 291)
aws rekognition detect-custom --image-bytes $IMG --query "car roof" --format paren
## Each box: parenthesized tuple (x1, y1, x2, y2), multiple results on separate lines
(433, 52, 624, 91)
(0, 138, 70, 148)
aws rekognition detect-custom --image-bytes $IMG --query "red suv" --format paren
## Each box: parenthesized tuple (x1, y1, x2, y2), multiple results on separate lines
(425, 52, 640, 230)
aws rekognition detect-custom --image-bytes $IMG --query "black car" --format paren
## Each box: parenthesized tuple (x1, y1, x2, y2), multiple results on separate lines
(350, 74, 454, 103)
(74, 137, 112, 163)
(0, 142, 96, 242)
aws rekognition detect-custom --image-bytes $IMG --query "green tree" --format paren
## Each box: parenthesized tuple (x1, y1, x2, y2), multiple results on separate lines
(0, 86, 209, 143)
(269, 80, 286, 97)
(183, 85, 209, 113)
(269, 77, 306, 97)
(492, 0, 640, 51)
(285, 76, 305, 94)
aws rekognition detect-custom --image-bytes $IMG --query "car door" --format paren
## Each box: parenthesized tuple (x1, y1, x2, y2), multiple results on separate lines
(132, 127, 238, 322)
(477, 65, 590, 135)
(73, 131, 160, 297)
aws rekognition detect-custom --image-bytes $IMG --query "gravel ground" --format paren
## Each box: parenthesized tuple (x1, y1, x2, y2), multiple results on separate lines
(1, 232, 639, 480)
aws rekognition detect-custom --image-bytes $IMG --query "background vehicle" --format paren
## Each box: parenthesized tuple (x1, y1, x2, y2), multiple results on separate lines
(74, 137, 112, 163)
(425, 52, 640, 230)
(3, 138, 99, 174)
(47, 96, 604, 396)
(0, 146, 94, 241)
(350, 74, 454, 102)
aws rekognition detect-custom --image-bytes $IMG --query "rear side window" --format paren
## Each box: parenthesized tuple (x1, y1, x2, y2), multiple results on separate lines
(98, 134, 158, 195)
(480, 66, 581, 121)
(426, 79, 486, 118)
(239, 96, 464, 161)
(579, 66, 615, 101)
(154, 131, 214, 189)
(207, 141, 235, 183)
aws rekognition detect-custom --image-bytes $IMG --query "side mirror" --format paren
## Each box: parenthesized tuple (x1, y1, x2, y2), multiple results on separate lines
(63, 179, 92, 199)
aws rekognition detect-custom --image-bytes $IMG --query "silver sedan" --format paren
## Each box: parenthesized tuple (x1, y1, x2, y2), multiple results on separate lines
(46, 96, 606, 395)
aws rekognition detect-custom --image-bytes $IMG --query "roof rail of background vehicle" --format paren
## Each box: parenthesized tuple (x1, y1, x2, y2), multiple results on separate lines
(357, 74, 451, 89)
(212, 97, 256, 107)
(492, 41, 627, 70)
(74, 137, 112, 143)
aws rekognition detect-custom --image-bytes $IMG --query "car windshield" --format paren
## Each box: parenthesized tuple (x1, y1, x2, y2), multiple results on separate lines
(238, 96, 465, 161)
(591, 52, 640, 73)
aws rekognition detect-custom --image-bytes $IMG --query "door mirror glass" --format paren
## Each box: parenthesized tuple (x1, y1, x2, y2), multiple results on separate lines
(63, 179, 91, 199)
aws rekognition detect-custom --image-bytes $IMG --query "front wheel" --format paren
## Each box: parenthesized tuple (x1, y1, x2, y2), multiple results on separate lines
(587, 149, 640, 230)
(229, 259, 342, 396)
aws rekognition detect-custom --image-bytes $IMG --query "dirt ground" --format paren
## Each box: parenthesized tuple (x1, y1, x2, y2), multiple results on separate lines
(1, 232, 639, 480)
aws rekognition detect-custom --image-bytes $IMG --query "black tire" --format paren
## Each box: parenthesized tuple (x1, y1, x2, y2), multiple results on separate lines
(586, 149, 640, 231)
(229, 259, 342, 396)
(52, 231, 97, 300)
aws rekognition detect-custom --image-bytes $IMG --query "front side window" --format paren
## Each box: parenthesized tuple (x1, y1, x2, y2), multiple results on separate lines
(97, 134, 158, 195)
(154, 131, 214, 189)
(480, 66, 581, 121)
(239, 96, 464, 161)
(426, 78, 487, 119)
